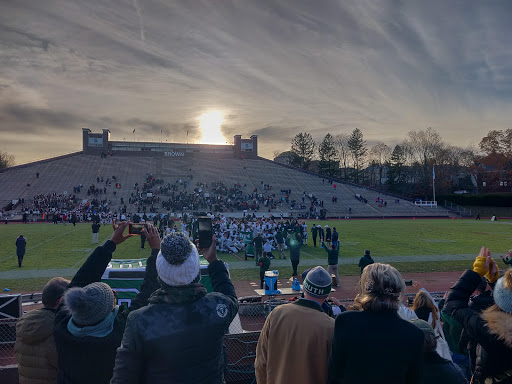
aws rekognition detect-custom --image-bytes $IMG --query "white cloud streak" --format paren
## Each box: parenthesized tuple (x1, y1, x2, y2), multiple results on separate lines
(1, 0, 512, 164)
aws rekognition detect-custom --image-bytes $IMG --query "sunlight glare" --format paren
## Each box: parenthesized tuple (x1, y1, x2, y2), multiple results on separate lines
(199, 110, 226, 144)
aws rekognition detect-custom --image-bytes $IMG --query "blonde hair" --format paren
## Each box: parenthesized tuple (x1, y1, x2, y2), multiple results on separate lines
(354, 263, 405, 312)
(412, 291, 439, 329)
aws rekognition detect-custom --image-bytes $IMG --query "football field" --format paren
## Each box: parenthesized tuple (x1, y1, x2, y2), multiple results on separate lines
(0, 218, 511, 292)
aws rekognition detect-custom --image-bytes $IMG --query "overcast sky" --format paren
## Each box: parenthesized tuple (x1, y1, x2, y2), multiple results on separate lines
(1, 0, 512, 164)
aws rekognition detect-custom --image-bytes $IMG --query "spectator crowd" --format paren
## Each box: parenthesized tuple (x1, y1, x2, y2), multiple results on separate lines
(12, 215, 512, 383)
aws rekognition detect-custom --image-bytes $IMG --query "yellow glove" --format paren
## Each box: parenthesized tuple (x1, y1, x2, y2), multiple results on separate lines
(473, 256, 488, 277)
(485, 260, 500, 283)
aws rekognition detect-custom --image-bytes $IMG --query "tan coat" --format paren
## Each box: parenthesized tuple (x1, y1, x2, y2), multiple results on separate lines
(15, 308, 58, 384)
(255, 299, 334, 384)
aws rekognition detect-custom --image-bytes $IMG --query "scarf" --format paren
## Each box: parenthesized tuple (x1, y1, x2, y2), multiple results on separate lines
(149, 281, 207, 305)
(67, 306, 119, 338)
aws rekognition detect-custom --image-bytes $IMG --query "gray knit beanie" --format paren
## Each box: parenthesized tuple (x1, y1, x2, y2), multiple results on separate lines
(493, 270, 512, 314)
(64, 282, 115, 326)
(156, 232, 200, 286)
(303, 266, 332, 298)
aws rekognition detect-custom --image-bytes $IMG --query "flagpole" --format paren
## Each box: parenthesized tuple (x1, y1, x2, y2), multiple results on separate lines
(433, 165, 436, 203)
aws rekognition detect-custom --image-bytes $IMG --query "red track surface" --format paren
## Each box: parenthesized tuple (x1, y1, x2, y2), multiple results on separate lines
(232, 271, 464, 300)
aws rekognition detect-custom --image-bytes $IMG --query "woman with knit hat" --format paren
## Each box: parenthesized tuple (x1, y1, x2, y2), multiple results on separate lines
(444, 246, 512, 383)
(53, 222, 161, 384)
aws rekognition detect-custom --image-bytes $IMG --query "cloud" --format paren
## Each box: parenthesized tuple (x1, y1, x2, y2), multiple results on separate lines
(1, 0, 512, 163)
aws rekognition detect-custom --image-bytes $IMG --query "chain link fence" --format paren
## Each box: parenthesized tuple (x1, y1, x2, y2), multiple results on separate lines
(0, 319, 17, 367)
(1, 292, 446, 384)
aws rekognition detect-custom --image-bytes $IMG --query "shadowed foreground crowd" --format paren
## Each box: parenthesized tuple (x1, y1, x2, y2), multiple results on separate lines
(14, 222, 512, 384)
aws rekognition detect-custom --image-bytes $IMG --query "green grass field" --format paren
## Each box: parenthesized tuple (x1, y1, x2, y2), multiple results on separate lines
(1, 218, 511, 291)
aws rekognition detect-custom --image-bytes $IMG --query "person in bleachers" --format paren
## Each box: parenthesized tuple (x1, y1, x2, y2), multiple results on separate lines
(411, 319, 468, 384)
(110, 233, 238, 384)
(444, 247, 512, 384)
(412, 289, 452, 360)
(53, 222, 160, 384)
(255, 267, 334, 384)
(15, 277, 70, 384)
(327, 263, 424, 384)
(468, 276, 494, 313)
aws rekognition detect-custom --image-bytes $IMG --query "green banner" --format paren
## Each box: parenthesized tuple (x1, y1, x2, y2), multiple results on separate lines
(240, 231, 253, 245)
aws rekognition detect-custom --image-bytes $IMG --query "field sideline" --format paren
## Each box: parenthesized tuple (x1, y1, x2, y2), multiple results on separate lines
(0, 218, 511, 292)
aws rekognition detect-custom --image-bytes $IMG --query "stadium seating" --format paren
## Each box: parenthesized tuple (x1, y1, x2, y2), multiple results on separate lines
(0, 153, 449, 217)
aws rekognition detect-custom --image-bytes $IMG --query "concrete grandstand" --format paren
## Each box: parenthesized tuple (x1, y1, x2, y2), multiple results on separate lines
(0, 130, 449, 219)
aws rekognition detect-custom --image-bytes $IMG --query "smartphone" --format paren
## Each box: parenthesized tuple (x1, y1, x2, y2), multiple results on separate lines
(128, 223, 145, 235)
(197, 217, 212, 248)
(405, 280, 413, 286)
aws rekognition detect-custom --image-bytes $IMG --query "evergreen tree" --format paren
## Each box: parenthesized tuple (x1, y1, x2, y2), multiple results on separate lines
(318, 133, 338, 177)
(290, 132, 316, 170)
(387, 145, 406, 190)
(348, 128, 367, 183)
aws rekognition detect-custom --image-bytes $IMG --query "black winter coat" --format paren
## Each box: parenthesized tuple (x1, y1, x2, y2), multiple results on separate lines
(16, 237, 26, 256)
(286, 235, 302, 261)
(444, 270, 512, 382)
(53, 241, 159, 384)
(328, 309, 424, 384)
(110, 260, 238, 384)
(422, 351, 468, 384)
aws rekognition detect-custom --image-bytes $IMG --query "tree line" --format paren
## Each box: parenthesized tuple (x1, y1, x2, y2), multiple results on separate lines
(277, 128, 512, 199)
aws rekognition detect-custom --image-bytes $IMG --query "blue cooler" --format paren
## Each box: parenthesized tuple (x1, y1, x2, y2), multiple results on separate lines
(264, 270, 279, 295)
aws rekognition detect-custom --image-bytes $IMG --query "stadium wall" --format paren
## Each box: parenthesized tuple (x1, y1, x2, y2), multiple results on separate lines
(82, 129, 258, 159)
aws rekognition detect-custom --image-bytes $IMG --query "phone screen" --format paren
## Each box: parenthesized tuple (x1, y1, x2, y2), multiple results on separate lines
(197, 217, 212, 247)
(129, 223, 145, 235)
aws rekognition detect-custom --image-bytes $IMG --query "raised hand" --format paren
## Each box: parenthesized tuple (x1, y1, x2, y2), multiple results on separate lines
(143, 224, 161, 250)
(197, 234, 218, 264)
(110, 221, 132, 245)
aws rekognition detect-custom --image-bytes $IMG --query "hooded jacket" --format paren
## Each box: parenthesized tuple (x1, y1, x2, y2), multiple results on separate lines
(444, 269, 512, 382)
(15, 308, 58, 384)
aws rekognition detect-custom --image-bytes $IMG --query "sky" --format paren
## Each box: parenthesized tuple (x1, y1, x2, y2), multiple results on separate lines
(1, 0, 512, 164)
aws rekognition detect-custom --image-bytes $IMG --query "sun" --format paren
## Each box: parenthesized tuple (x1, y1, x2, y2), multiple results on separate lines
(199, 110, 226, 144)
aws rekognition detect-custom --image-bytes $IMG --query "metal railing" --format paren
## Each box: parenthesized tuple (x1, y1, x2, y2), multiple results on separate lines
(443, 200, 472, 217)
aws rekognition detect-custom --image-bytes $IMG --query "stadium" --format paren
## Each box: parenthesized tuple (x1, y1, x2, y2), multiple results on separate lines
(1, 129, 511, 383)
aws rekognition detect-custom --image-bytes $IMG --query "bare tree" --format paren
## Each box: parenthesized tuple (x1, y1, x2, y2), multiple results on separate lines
(370, 142, 391, 186)
(334, 133, 350, 180)
(403, 127, 444, 198)
(0, 151, 15, 169)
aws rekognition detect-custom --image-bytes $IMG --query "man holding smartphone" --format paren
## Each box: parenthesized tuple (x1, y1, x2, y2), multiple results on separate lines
(111, 232, 239, 384)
